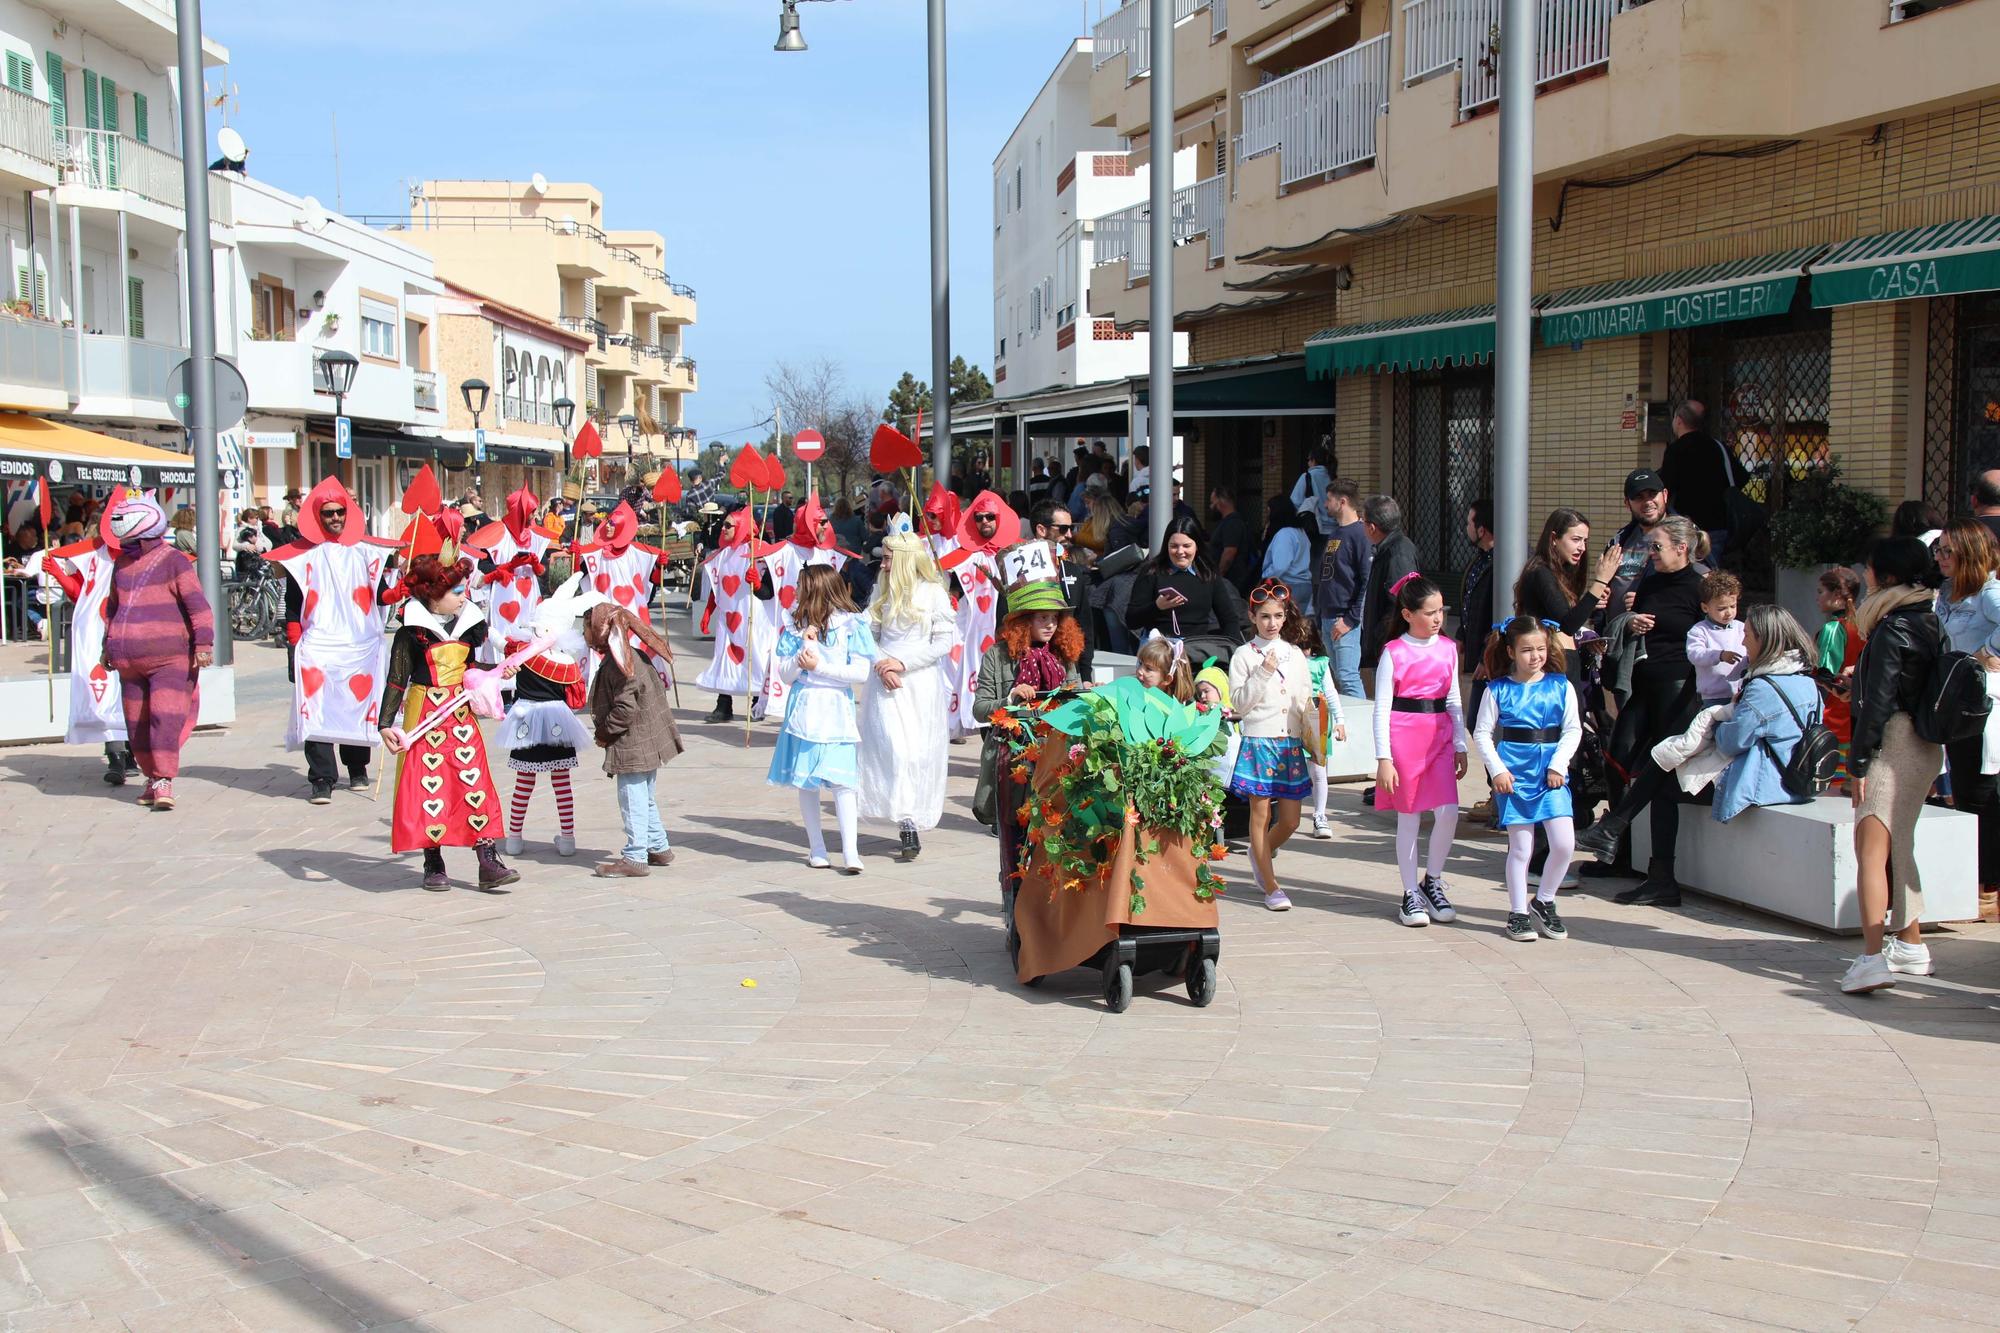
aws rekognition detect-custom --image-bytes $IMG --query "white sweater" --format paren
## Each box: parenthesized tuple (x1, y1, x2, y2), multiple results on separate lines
(1228, 637, 1315, 740)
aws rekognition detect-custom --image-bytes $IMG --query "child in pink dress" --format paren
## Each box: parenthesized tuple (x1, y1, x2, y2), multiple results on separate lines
(1373, 573, 1469, 927)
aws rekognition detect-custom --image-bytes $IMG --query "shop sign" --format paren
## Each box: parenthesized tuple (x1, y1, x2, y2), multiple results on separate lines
(1540, 278, 1796, 348)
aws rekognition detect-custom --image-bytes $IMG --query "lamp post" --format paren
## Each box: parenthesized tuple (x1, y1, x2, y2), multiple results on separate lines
(318, 349, 358, 422)
(553, 394, 576, 483)
(777, 0, 951, 492)
(460, 374, 492, 488)
(175, 0, 228, 663)
(1492, 0, 1534, 601)
(616, 413, 639, 488)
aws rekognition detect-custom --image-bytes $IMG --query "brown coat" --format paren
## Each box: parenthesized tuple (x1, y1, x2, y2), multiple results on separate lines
(590, 644, 685, 775)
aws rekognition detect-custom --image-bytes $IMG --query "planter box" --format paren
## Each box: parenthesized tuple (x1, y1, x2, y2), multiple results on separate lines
(1632, 793, 1976, 933)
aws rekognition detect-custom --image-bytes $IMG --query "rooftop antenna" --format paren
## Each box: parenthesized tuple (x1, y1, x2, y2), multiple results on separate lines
(206, 66, 239, 125)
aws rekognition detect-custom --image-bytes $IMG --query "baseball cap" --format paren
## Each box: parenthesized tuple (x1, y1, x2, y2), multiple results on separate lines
(1624, 468, 1665, 499)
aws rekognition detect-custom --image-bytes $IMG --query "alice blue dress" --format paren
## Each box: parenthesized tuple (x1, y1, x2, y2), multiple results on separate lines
(766, 613, 880, 791)
(1488, 675, 1574, 827)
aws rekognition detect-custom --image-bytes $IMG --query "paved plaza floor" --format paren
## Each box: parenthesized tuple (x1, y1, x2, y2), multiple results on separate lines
(1, 637, 1999, 1331)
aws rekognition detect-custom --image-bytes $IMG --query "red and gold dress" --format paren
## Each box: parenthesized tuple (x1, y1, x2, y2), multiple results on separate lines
(380, 602, 505, 852)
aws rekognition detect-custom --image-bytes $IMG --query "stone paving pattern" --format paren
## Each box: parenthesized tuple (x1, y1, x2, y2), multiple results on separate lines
(1, 637, 1999, 1331)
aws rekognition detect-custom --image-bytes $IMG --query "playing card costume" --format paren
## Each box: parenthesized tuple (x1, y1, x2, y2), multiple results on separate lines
(41, 499, 135, 781)
(269, 476, 397, 791)
(98, 492, 214, 810)
(693, 505, 777, 719)
(938, 490, 1020, 737)
(575, 501, 662, 681)
(473, 485, 551, 665)
(378, 538, 516, 891)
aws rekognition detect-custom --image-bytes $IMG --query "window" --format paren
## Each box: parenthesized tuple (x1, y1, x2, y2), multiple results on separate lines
(1015, 165, 1023, 213)
(15, 262, 45, 316)
(4, 52, 30, 94)
(360, 297, 397, 359)
(251, 276, 294, 341)
(133, 91, 146, 145)
(502, 349, 520, 419)
(126, 277, 143, 339)
(538, 356, 553, 424)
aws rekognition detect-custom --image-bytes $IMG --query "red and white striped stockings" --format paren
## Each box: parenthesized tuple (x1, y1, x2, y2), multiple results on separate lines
(509, 770, 575, 839)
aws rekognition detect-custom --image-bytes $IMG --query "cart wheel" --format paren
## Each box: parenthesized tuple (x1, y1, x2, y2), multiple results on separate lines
(1103, 960, 1133, 1013)
(1187, 956, 1217, 1008)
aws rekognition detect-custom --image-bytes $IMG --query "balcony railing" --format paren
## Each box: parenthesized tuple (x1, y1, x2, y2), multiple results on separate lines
(1091, 176, 1225, 279)
(0, 85, 54, 167)
(1404, 0, 1634, 115)
(58, 129, 187, 210)
(1890, 0, 1970, 18)
(0, 316, 69, 396)
(669, 280, 696, 300)
(78, 333, 181, 406)
(1239, 33, 1391, 189)
(413, 369, 439, 412)
(559, 314, 608, 349)
(1092, 0, 1215, 75)
(352, 213, 610, 245)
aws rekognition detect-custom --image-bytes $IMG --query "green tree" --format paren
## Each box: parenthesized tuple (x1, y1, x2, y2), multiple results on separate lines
(949, 355, 993, 405)
(883, 372, 930, 430)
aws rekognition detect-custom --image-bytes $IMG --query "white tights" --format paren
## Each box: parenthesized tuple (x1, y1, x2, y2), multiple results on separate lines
(1310, 762, 1328, 818)
(1395, 806, 1459, 894)
(800, 787, 860, 866)
(1505, 818, 1574, 914)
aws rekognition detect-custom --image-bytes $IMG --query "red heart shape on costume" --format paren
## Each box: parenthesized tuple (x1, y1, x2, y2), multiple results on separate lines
(89, 663, 107, 682)
(348, 672, 374, 703)
(976, 594, 993, 613)
(778, 585, 797, 610)
(516, 575, 534, 597)
(725, 611, 742, 634)
(303, 590, 319, 621)
(980, 636, 994, 654)
(949, 644, 964, 665)
(499, 600, 521, 622)
(632, 573, 648, 591)
(594, 573, 611, 593)
(613, 585, 636, 606)
(352, 585, 373, 615)
(301, 667, 325, 698)
(721, 574, 741, 598)
(728, 642, 745, 664)
(99, 603, 110, 622)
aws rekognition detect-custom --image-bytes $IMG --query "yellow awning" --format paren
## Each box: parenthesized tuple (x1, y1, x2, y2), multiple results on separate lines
(0, 413, 197, 487)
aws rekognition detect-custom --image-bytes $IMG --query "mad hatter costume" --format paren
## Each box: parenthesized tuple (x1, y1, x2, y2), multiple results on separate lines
(971, 549, 1084, 827)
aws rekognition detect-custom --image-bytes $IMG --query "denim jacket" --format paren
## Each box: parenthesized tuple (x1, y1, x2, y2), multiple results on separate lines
(1711, 668, 1821, 823)
(1936, 576, 2000, 657)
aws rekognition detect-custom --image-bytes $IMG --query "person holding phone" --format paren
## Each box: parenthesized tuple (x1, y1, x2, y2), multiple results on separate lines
(1124, 516, 1247, 667)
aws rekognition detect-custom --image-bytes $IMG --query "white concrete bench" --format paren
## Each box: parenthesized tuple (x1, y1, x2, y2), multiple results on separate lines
(1632, 795, 1978, 932)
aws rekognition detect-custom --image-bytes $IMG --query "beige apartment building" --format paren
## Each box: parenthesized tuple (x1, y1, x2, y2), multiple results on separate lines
(373, 180, 699, 490)
(1084, 0, 2000, 583)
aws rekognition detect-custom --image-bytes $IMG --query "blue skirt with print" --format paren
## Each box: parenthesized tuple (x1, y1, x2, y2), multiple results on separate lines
(1229, 736, 1312, 801)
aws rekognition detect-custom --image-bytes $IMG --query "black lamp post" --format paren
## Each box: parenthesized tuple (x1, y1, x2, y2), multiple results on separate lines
(553, 394, 576, 483)
(460, 374, 492, 488)
(616, 413, 639, 487)
(318, 348, 358, 419)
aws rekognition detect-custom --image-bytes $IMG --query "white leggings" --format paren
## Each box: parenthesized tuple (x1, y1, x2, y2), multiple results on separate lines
(1310, 761, 1328, 818)
(1505, 818, 1574, 913)
(1395, 806, 1458, 893)
(800, 787, 859, 865)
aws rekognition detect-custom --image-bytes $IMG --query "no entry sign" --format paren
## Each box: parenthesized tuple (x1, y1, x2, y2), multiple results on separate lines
(793, 428, 825, 462)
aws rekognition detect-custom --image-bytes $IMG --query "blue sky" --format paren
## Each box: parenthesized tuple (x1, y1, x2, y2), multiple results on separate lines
(200, 0, 1090, 443)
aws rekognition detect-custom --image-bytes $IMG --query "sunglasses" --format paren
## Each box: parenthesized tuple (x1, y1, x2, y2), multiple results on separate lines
(318, 506, 348, 517)
(1248, 580, 1292, 605)
(1048, 522, 1074, 533)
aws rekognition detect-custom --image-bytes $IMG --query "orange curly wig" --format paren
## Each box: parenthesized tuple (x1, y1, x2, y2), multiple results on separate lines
(999, 610, 1084, 664)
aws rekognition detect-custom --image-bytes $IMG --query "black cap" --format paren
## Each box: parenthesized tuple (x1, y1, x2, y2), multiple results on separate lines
(1624, 468, 1665, 499)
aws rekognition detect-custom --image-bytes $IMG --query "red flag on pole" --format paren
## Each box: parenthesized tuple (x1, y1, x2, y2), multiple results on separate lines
(870, 424, 923, 472)
(35, 476, 51, 530)
(399, 463, 441, 516)
(729, 445, 765, 491)
(652, 468, 682, 504)
(572, 419, 604, 459)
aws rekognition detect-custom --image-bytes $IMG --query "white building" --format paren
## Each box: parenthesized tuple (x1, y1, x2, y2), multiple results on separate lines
(992, 37, 1190, 404)
(218, 172, 444, 535)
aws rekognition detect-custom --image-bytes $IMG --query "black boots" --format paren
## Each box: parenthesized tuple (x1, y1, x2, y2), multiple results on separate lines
(898, 821, 921, 862)
(1614, 858, 1681, 907)
(703, 695, 734, 723)
(1573, 814, 1629, 864)
(421, 848, 448, 891)
(102, 745, 130, 786)
(475, 841, 519, 892)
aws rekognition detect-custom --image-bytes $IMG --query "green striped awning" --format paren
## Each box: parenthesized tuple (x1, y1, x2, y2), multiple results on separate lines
(1811, 215, 2000, 307)
(1539, 248, 1823, 347)
(1304, 306, 1497, 378)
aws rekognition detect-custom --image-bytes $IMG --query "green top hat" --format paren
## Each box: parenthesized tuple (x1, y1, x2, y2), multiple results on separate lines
(1005, 580, 1070, 618)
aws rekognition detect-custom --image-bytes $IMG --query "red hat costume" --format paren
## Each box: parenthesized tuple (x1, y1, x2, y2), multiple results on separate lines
(788, 491, 859, 560)
(502, 485, 537, 542)
(589, 501, 640, 555)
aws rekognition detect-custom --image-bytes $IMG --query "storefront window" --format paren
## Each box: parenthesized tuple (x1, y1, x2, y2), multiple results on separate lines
(1955, 292, 2000, 508)
(1395, 366, 1492, 589)
(1675, 303, 1832, 514)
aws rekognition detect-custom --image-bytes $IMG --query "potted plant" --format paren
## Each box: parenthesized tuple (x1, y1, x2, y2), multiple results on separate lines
(1767, 456, 1887, 630)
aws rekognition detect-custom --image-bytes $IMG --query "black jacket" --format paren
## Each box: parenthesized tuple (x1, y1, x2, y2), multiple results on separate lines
(1849, 601, 1942, 778)
(1058, 556, 1095, 680)
(1125, 566, 1246, 646)
(1361, 531, 1419, 668)
(1658, 431, 1740, 533)
(1459, 548, 1493, 671)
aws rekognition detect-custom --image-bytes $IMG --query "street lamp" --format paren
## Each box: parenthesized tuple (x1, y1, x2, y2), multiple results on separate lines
(553, 394, 576, 484)
(318, 349, 358, 419)
(460, 378, 490, 431)
(616, 413, 639, 486)
(774, 0, 807, 51)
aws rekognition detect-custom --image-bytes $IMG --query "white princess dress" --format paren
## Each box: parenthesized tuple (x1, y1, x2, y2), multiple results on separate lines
(857, 583, 956, 830)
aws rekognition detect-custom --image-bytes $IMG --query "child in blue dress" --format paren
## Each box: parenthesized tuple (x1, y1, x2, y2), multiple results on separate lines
(768, 564, 880, 875)
(1471, 616, 1583, 942)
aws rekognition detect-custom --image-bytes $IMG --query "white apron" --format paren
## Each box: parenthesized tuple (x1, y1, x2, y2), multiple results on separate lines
(476, 526, 552, 662)
(273, 543, 391, 748)
(50, 546, 126, 744)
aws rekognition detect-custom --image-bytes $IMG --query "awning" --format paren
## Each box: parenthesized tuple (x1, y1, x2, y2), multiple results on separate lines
(1811, 215, 2000, 307)
(0, 413, 198, 488)
(483, 444, 558, 467)
(308, 419, 473, 471)
(1305, 306, 1496, 378)
(1540, 247, 1823, 347)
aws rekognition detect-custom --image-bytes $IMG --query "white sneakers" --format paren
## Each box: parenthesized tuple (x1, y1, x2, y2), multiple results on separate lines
(1263, 890, 1292, 911)
(1840, 953, 1895, 994)
(1884, 937, 1934, 975)
(1310, 815, 1332, 840)
(553, 834, 576, 857)
(502, 833, 524, 856)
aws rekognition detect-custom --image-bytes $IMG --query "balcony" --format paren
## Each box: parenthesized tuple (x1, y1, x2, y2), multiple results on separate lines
(413, 369, 440, 413)
(660, 355, 697, 394)
(0, 316, 71, 408)
(54, 127, 229, 221)
(239, 339, 421, 423)
(596, 332, 639, 376)
(1239, 32, 1391, 191)
(75, 333, 182, 419)
(1093, 176, 1225, 281)
(358, 213, 610, 281)
(1403, 0, 1632, 116)
(558, 314, 607, 350)
(0, 85, 56, 182)
(1093, 0, 1218, 78)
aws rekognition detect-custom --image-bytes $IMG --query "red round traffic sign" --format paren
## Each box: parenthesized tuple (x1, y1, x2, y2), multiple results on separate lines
(793, 428, 826, 462)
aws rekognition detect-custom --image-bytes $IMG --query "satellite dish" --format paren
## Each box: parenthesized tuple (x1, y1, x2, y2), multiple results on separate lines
(295, 195, 328, 232)
(528, 172, 548, 195)
(217, 126, 247, 164)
